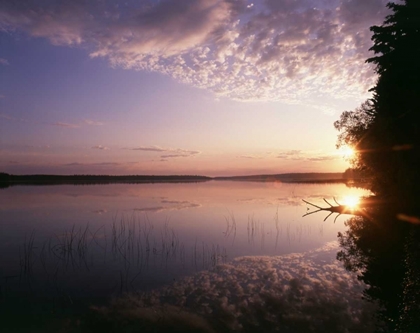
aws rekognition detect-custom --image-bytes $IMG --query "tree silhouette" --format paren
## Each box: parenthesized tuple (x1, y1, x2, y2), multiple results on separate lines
(337, 211, 420, 333)
(335, 1, 420, 197)
(334, 100, 375, 170)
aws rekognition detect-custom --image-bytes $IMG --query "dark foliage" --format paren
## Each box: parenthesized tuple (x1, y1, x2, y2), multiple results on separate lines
(335, 0, 420, 197)
(337, 207, 420, 333)
(0, 172, 10, 181)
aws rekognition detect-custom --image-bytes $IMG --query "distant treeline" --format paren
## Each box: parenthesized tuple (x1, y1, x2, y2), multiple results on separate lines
(214, 172, 346, 183)
(0, 173, 211, 187)
(0, 171, 365, 188)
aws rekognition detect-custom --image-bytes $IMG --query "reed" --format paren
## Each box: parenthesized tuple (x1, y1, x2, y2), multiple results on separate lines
(19, 230, 36, 279)
(13, 209, 320, 295)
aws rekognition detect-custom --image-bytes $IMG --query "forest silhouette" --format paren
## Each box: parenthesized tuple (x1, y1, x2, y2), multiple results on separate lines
(332, 3, 420, 331)
(334, 0, 420, 200)
(337, 209, 420, 332)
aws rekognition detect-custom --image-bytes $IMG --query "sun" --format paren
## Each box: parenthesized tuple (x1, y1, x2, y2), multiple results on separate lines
(342, 195, 360, 209)
(340, 146, 355, 158)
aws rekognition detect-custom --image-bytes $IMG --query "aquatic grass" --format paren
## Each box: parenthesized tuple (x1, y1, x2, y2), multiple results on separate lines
(110, 213, 184, 271)
(223, 211, 237, 242)
(247, 214, 263, 245)
(19, 230, 36, 280)
(260, 221, 265, 249)
(286, 222, 291, 244)
(12, 209, 320, 296)
(273, 208, 284, 250)
(47, 223, 105, 272)
(15, 214, 228, 295)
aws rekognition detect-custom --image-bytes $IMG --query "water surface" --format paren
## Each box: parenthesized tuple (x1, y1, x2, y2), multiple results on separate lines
(0, 181, 373, 331)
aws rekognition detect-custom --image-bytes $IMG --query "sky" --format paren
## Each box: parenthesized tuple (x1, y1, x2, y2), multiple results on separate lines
(0, 0, 389, 176)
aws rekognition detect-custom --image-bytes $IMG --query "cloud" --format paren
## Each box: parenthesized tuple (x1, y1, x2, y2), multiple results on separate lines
(1, 115, 101, 128)
(92, 145, 109, 150)
(160, 154, 189, 158)
(63, 162, 120, 167)
(0, 113, 28, 122)
(64, 163, 83, 166)
(85, 119, 104, 126)
(131, 145, 200, 158)
(96, 162, 119, 166)
(237, 155, 262, 159)
(0, 58, 9, 65)
(276, 150, 302, 160)
(307, 155, 338, 162)
(51, 121, 80, 128)
(24, 144, 50, 149)
(51, 120, 104, 128)
(276, 149, 339, 162)
(0, 0, 389, 108)
(131, 146, 169, 152)
(0, 113, 12, 120)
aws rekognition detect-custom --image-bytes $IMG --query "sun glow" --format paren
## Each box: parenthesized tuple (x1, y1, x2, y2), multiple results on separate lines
(342, 195, 360, 209)
(340, 146, 355, 158)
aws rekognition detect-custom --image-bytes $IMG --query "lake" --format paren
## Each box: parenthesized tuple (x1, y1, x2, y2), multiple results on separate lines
(0, 181, 387, 332)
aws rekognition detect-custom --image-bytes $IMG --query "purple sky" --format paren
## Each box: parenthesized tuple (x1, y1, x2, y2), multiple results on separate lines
(0, 0, 389, 176)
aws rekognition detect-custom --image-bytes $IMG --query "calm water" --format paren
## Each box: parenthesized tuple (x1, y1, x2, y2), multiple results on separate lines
(0, 181, 384, 331)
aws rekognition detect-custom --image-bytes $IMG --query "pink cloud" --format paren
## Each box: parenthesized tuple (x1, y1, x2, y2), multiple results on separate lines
(92, 145, 109, 150)
(131, 146, 200, 158)
(51, 122, 80, 128)
(85, 119, 104, 126)
(0, 0, 389, 108)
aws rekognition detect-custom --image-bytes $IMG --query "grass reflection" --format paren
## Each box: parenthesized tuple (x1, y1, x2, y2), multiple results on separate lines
(12, 214, 232, 298)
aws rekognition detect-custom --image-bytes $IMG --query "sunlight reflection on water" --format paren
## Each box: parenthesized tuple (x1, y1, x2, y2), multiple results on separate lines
(341, 195, 361, 209)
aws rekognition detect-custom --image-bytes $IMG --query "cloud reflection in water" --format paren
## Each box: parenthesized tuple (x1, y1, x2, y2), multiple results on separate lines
(92, 242, 380, 332)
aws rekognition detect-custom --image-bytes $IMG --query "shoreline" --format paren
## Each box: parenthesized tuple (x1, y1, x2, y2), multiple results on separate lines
(0, 172, 367, 187)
